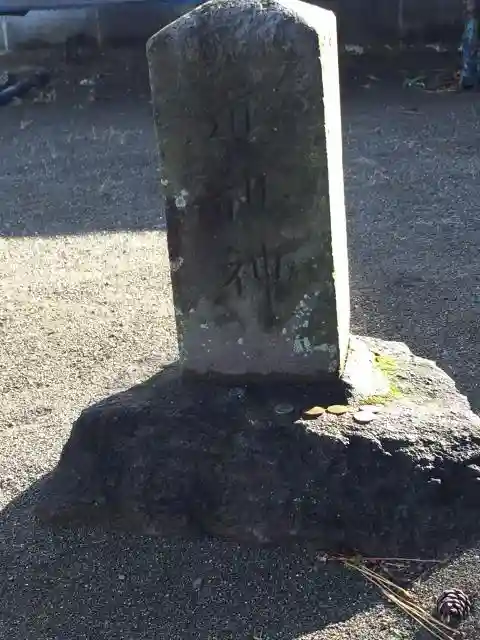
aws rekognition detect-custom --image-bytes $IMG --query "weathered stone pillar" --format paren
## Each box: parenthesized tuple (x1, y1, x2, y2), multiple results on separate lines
(147, 0, 350, 379)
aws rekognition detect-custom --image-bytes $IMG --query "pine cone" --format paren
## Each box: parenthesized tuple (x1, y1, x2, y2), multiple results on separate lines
(435, 588, 473, 624)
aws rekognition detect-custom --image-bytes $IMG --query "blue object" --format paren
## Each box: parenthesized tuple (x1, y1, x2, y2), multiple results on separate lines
(460, 16, 479, 88)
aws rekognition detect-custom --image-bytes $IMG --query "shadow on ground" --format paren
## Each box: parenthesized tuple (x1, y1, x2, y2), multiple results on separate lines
(0, 483, 379, 640)
(0, 48, 163, 238)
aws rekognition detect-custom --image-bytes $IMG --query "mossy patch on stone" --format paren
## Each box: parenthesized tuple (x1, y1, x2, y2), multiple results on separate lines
(373, 353, 397, 375)
(361, 352, 402, 405)
(361, 391, 400, 406)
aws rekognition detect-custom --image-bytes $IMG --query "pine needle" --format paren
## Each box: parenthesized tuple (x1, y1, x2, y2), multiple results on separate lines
(333, 555, 443, 565)
(343, 560, 460, 640)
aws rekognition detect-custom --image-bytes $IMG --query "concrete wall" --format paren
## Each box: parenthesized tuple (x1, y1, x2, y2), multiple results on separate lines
(0, 2, 196, 52)
(333, 0, 463, 43)
(1, 9, 91, 50)
(0, 0, 465, 53)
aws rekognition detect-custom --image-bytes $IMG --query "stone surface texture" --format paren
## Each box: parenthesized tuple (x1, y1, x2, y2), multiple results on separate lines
(147, 0, 350, 379)
(37, 337, 480, 558)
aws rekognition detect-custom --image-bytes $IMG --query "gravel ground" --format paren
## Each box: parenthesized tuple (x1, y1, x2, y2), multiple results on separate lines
(0, 48, 479, 639)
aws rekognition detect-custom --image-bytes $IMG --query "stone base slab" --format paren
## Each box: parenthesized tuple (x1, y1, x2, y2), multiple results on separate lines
(36, 336, 480, 557)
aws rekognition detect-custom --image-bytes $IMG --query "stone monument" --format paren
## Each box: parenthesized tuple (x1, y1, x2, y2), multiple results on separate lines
(147, 0, 350, 380)
(36, 0, 480, 559)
